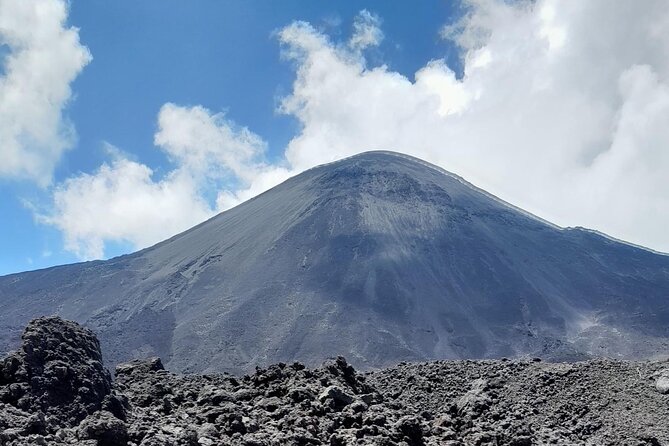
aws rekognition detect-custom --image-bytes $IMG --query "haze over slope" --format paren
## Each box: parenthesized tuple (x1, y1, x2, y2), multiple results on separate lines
(1, 151, 669, 373)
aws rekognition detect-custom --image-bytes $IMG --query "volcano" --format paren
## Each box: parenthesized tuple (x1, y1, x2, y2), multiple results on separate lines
(1, 151, 669, 373)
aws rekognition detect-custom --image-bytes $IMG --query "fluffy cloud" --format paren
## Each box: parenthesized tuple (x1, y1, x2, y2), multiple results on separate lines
(42, 155, 213, 259)
(154, 103, 291, 210)
(43, 106, 290, 259)
(0, 0, 91, 184)
(155, 104, 267, 183)
(276, 0, 669, 252)
(44, 2, 669, 258)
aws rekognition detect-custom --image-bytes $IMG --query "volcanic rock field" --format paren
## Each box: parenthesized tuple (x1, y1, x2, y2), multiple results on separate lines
(1, 317, 668, 446)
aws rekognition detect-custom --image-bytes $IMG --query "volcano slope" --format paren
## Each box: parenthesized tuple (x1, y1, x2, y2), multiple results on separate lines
(1, 317, 668, 446)
(1, 151, 669, 373)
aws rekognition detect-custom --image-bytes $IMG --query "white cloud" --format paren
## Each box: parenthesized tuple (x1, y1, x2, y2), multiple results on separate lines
(155, 103, 267, 183)
(42, 155, 213, 259)
(43, 106, 290, 259)
(349, 10, 383, 51)
(154, 104, 291, 210)
(0, 0, 91, 184)
(43, 3, 669, 257)
(274, 1, 669, 252)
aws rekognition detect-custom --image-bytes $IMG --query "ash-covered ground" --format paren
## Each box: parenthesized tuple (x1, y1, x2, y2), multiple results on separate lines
(1, 317, 668, 446)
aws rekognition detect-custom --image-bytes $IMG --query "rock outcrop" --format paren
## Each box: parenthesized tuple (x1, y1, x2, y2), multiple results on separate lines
(0, 317, 111, 422)
(0, 317, 118, 444)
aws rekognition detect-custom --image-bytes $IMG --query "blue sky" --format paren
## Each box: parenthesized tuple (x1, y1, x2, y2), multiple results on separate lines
(0, 0, 460, 275)
(1, 0, 669, 275)
(65, 0, 462, 178)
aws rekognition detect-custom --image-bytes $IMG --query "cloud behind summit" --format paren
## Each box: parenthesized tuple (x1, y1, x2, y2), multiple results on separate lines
(32, 0, 669, 257)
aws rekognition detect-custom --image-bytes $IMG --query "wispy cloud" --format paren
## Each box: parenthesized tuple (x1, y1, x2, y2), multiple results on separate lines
(348, 10, 383, 51)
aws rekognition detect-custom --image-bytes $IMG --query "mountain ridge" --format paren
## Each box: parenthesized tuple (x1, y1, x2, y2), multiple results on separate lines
(1, 151, 668, 373)
(4, 150, 665, 280)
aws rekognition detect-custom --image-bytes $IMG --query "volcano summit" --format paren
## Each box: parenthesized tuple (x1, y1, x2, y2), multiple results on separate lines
(1, 151, 668, 373)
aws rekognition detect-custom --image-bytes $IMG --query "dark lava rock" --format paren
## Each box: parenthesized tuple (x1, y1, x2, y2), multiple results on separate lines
(0, 316, 111, 427)
(77, 410, 128, 446)
(2, 317, 669, 445)
(318, 385, 353, 409)
(115, 358, 164, 378)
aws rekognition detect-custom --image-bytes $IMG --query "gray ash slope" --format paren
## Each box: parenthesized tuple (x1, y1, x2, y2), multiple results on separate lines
(2, 151, 669, 373)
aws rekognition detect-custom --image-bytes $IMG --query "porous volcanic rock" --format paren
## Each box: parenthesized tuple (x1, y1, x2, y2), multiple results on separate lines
(0, 317, 111, 422)
(2, 317, 669, 446)
(368, 359, 669, 445)
(0, 317, 115, 444)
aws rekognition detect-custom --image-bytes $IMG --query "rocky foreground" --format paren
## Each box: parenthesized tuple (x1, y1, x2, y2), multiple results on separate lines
(1, 318, 668, 446)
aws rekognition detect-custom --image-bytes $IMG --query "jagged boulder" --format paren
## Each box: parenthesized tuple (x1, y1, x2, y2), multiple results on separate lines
(77, 410, 128, 446)
(0, 316, 111, 426)
(114, 358, 164, 378)
(654, 369, 669, 394)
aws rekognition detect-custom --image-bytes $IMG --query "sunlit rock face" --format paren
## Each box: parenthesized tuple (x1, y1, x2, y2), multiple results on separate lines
(1, 151, 669, 373)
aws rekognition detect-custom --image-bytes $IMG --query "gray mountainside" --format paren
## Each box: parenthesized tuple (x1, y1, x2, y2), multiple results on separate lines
(1, 151, 669, 373)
